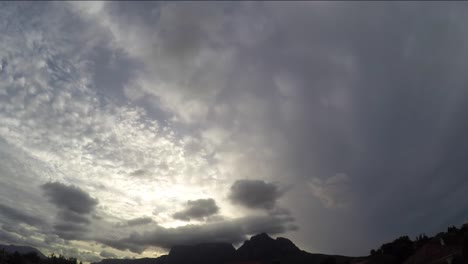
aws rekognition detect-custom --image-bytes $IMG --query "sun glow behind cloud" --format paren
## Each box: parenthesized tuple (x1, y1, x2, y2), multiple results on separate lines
(0, 2, 248, 258)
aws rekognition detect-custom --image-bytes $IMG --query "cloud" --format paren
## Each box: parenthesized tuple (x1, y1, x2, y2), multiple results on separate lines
(307, 173, 353, 208)
(172, 199, 219, 221)
(41, 182, 98, 214)
(101, 214, 296, 253)
(229, 180, 283, 210)
(57, 210, 91, 224)
(100, 250, 117, 259)
(41, 182, 98, 240)
(0, 203, 46, 228)
(127, 217, 154, 227)
(2, 1, 468, 259)
(115, 217, 154, 228)
(53, 223, 89, 240)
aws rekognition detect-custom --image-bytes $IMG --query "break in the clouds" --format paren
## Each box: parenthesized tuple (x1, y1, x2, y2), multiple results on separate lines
(1, 1, 468, 260)
(172, 199, 220, 221)
(229, 180, 283, 210)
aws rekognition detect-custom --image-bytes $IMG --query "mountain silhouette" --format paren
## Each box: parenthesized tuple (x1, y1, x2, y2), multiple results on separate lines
(94, 233, 355, 264)
(167, 242, 235, 264)
(235, 233, 301, 261)
(3, 223, 468, 264)
(0, 244, 46, 259)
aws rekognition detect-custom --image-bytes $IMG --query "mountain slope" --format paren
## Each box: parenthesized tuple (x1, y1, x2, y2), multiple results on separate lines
(94, 234, 356, 264)
(0, 244, 46, 259)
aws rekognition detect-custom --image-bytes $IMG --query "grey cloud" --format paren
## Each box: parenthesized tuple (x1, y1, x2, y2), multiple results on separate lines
(127, 217, 154, 226)
(98, 238, 146, 255)
(0, 203, 46, 227)
(2, 224, 34, 238)
(100, 250, 118, 258)
(53, 222, 89, 240)
(115, 217, 154, 227)
(129, 169, 147, 177)
(172, 199, 219, 221)
(0, 229, 21, 245)
(41, 182, 98, 214)
(41, 182, 97, 240)
(58, 210, 91, 224)
(101, 214, 295, 253)
(229, 180, 283, 210)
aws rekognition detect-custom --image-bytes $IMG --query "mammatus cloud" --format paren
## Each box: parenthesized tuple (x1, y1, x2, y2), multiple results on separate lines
(172, 199, 219, 221)
(229, 180, 283, 210)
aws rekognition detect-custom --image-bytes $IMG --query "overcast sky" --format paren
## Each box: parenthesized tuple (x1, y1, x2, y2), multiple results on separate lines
(1, 1, 468, 262)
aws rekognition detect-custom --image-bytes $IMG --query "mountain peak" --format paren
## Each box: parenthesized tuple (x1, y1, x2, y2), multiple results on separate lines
(235, 233, 301, 261)
(250, 233, 274, 242)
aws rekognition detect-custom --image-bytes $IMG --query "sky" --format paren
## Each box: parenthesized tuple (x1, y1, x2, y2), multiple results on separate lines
(1, 1, 468, 262)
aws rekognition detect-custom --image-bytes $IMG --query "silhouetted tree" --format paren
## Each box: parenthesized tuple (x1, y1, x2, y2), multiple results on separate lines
(415, 233, 429, 249)
(463, 231, 468, 259)
(378, 236, 414, 262)
(447, 226, 458, 233)
(320, 256, 336, 264)
(0, 250, 7, 264)
(23, 253, 39, 264)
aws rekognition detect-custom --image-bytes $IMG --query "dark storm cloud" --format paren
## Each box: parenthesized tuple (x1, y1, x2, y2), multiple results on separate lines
(41, 182, 98, 214)
(0, 203, 46, 227)
(229, 180, 283, 210)
(101, 214, 295, 253)
(172, 199, 219, 221)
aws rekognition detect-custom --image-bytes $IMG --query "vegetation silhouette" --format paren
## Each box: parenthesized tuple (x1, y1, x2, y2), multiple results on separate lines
(0, 251, 82, 264)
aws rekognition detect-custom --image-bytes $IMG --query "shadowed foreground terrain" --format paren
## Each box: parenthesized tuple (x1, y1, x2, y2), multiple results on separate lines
(2, 224, 468, 264)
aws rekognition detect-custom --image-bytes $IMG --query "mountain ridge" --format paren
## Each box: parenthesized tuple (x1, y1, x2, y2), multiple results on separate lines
(93, 233, 358, 264)
(0, 244, 47, 259)
(2, 223, 467, 264)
